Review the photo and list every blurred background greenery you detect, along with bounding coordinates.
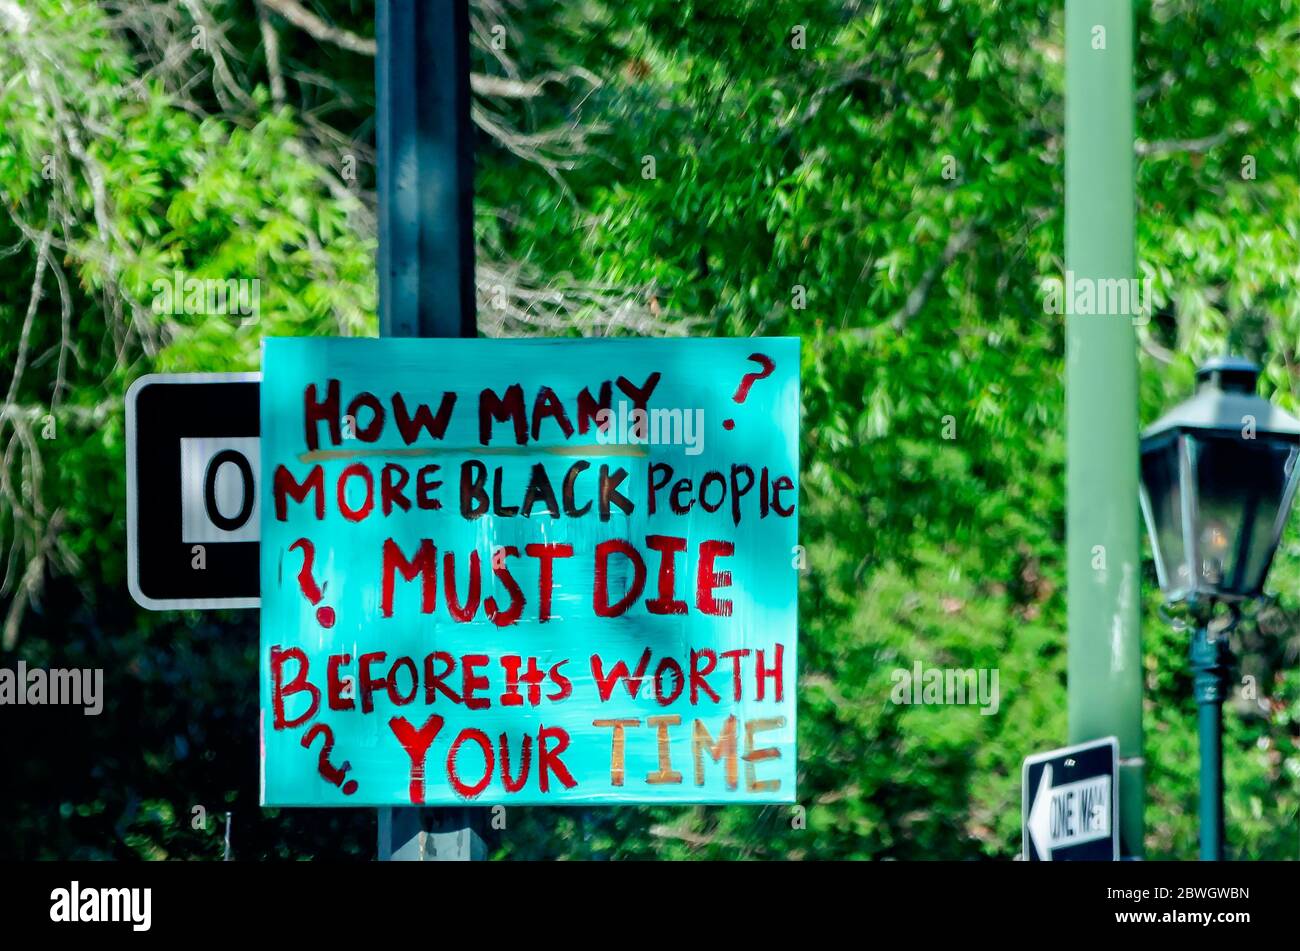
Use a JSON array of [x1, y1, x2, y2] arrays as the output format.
[[1, 0, 1299, 860]]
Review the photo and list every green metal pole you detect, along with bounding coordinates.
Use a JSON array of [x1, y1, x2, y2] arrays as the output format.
[[1189, 624, 1228, 860], [1065, 0, 1144, 858]]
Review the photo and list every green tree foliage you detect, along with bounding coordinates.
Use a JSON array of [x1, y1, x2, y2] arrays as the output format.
[[1, 0, 1299, 860]]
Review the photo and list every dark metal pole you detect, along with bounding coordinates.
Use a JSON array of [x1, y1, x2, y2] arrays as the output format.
[[1190, 625, 1229, 861], [375, 0, 484, 861], [377, 0, 477, 338]]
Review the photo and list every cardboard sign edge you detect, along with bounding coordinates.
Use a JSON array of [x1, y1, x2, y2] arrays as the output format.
[[256, 337, 802, 807]]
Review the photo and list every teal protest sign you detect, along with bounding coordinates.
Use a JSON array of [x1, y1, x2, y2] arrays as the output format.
[[259, 337, 798, 806]]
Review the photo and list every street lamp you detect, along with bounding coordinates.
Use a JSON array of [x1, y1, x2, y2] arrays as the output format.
[[1138, 356, 1300, 860]]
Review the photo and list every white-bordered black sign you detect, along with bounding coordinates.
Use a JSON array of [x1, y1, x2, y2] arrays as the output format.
[[1022, 736, 1119, 861], [126, 372, 261, 609]]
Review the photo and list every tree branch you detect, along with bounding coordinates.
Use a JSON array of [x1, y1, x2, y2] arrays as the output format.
[[1136, 121, 1251, 157], [260, 0, 376, 55], [259, 0, 600, 98], [257, 0, 287, 106], [895, 224, 977, 330]]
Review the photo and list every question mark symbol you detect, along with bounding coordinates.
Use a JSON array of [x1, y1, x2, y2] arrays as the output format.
[[302, 723, 359, 795], [723, 353, 776, 430], [290, 538, 335, 628]]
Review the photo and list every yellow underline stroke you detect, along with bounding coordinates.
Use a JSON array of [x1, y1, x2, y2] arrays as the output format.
[[298, 443, 649, 464]]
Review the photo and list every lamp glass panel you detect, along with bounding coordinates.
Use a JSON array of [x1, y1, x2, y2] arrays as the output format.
[[1140, 436, 1188, 593], [1190, 433, 1295, 596]]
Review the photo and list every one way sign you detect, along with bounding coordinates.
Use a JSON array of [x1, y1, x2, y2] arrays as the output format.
[[1022, 737, 1118, 861]]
